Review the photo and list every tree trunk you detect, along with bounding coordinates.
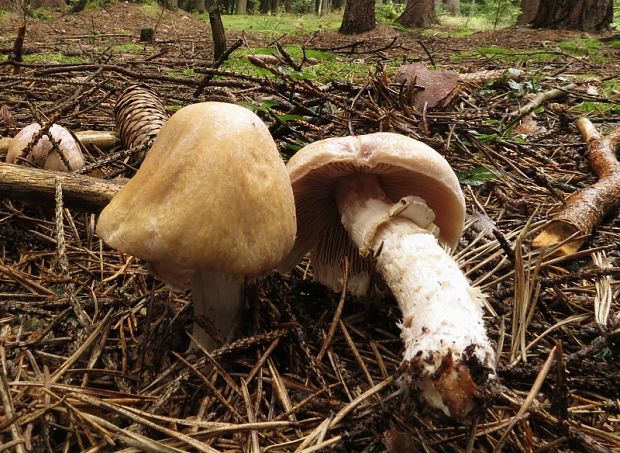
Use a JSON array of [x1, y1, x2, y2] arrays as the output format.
[[517, 0, 539, 25], [397, 0, 438, 28], [332, 0, 343, 9], [235, 0, 247, 13], [532, 0, 613, 31], [195, 0, 206, 13], [446, 0, 459, 15], [259, 0, 269, 13], [339, 0, 376, 34]]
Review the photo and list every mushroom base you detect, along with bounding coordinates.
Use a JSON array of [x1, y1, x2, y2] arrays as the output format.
[[335, 174, 496, 419], [190, 270, 245, 351]]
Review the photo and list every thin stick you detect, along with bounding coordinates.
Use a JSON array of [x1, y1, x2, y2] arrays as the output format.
[[316, 257, 348, 362]]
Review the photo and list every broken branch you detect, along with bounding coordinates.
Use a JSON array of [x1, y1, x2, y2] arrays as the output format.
[[531, 118, 620, 255], [0, 162, 122, 211]]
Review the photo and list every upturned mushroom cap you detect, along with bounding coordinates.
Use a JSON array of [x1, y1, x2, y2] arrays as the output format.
[[283, 132, 465, 292], [6, 123, 85, 171], [96, 102, 296, 278]]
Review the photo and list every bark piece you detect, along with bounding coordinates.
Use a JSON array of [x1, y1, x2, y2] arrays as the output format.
[[394, 63, 459, 111], [531, 118, 620, 255]]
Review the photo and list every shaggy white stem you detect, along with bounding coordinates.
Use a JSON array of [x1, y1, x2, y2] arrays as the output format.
[[190, 270, 245, 351], [335, 174, 495, 419]]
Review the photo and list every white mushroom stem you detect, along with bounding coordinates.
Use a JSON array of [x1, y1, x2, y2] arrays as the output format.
[[190, 270, 245, 351], [334, 174, 495, 419]]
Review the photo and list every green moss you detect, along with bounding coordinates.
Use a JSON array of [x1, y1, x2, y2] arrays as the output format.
[[576, 101, 620, 115], [165, 104, 183, 113], [557, 38, 603, 53], [477, 46, 511, 56], [31, 8, 52, 20], [110, 43, 146, 53], [456, 46, 558, 64], [210, 12, 342, 37], [576, 79, 620, 115], [139, 1, 162, 18], [165, 68, 197, 78], [221, 45, 396, 84], [24, 52, 88, 64], [421, 26, 476, 38]]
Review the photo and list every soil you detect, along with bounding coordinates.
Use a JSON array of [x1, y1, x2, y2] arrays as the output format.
[[1, 4, 620, 452]]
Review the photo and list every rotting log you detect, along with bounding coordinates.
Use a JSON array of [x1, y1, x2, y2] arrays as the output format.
[[0, 162, 122, 211], [0, 130, 119, 156], [532, 118, 620, 255]]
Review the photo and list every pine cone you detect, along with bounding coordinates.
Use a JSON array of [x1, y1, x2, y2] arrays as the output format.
[[114, 84, 168, 160]]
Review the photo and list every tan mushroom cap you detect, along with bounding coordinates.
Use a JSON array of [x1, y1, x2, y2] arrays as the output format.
[[6, 123, 85, 171], [284, 132, 466, 271], [96, 102, 296, 277]]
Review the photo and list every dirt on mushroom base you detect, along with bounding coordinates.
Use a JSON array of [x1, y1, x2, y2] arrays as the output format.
[[1, 4, 620, 451]]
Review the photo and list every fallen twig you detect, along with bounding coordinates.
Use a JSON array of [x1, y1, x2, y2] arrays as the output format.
[[532, 118, 620, 255], [508, 84, 576, 119], [0, 162, 122, 211]]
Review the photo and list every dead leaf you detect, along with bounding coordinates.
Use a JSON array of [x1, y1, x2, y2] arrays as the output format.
[[394, 62, 460, 110]]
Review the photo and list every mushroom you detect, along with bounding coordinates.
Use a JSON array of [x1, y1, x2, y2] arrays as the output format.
[[6, 123, 85, 171], [96, 102, 296, 350], [282, 132, 495, 419]]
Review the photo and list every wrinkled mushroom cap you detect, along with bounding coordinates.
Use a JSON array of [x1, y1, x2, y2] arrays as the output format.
[[96, 102, 296, 277], [282, 132, 465, 290], [6, 123, 85, 171]]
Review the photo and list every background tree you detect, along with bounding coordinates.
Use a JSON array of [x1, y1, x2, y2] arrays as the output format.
[[235, 0, 247, 14], [339, 0, 375, 34], [517, 0, 540, 25], [259, 0, 279, 13], [531, 0, 613, 31], [446, 0, 459, 15], [397, 0, 437, 28]]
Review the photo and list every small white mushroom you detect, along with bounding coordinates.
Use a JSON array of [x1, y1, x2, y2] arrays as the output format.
[[6, 123, 85, 171], [282, 132, 495, 419], [96, 102, 297, 350]]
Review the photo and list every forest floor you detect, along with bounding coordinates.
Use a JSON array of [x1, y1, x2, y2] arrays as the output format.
[[0, 3, 620, 452]]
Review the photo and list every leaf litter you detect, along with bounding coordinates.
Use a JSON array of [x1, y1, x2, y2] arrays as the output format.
[[0, 5, 620, 451]]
